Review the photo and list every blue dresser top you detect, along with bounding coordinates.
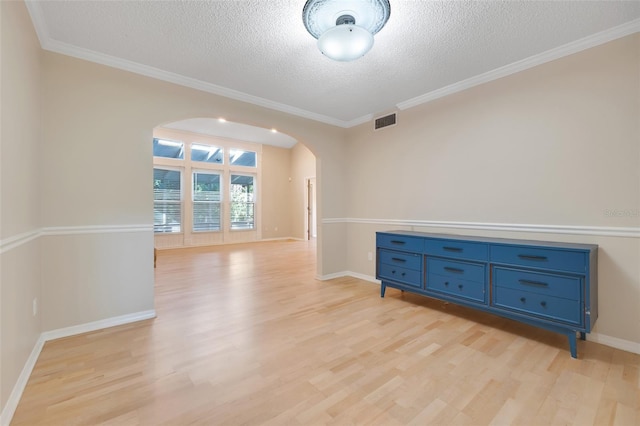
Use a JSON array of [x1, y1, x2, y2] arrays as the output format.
[[377, 230, 598, 251]]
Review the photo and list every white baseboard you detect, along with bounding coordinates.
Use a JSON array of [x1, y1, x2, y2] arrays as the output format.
[[588, 332, 640, 355], [318, 270, 379, 283], [317, 271, 350, 281], [41, 310, 156, 341], [156, 237, 307, 251], [260, 237, 306, 242], [319, 272, 640, 356], [343, 271, 379, 284], [0, 335, 45, 426], [0, 310, 156, 426]]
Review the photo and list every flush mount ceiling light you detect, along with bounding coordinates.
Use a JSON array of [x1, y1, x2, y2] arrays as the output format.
[[303, 0, 391, 62]]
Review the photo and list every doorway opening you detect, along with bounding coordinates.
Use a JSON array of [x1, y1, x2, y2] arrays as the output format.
[[306, 177, 317, 240]]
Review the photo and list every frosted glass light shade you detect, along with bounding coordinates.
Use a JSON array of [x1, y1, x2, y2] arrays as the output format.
[[303, 0, 390, 61], [317, 24, 374, 61]]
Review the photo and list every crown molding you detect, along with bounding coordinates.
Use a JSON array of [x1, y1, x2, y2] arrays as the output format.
[[25, 2, 640, 129], [397, 18, 640, 111], [344, 114, 375, 128], [43, 38, 351, 128], [24, 2, 349, 128]]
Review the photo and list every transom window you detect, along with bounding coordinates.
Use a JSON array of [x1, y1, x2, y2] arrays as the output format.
[[191, 143, 223, 164], [153, 138, 184, 159], [229, 149, 257, 167]]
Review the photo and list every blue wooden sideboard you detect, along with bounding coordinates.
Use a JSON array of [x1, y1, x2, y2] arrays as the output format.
[[376, 231, 598, 358]]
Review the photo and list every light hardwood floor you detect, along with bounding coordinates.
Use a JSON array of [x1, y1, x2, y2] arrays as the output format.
[[12, 240, 640, 425]]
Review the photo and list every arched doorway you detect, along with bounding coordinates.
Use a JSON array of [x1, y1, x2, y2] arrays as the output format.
[[151, 117, 316, 250]]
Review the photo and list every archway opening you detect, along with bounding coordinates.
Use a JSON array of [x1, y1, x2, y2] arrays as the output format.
[[151, 117, 316, 250]]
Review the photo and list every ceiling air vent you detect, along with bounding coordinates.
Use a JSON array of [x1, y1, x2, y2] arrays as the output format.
[[374, 113, 396, 130]]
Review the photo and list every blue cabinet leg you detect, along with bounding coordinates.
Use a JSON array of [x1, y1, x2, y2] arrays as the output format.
[[568, 332, 577, 359], [380, 283, 386, 298], [580, 331, 586, 341]]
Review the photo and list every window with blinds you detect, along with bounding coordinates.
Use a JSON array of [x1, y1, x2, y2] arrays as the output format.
[[153, 134, 260, 236], [153, 168, 182, 233], [193, 172, 222, 232], [230, 174, 255, 230]]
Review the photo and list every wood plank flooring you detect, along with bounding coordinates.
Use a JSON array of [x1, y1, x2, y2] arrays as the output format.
[[11, 240, 640, 425]]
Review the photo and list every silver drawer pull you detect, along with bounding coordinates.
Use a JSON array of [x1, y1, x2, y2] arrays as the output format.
[[443, 246, 463, 252], [518, 254, 548, 261], [391, 257, 407, 263], [444, 267, 464, 273], [390, 240, 406, 245], [519, 279, 549, 287]]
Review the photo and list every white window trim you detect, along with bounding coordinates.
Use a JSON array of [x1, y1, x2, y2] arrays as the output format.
[[153, 127, 263, 245], [153, 165, 184, 234]]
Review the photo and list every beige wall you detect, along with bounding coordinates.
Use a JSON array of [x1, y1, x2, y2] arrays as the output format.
[[40, 232, 155, 331], [290, 143, 317, 240], [37, 47, 346, 339], [0, 0, 43, 412], [1, 5, 342, 415], [41, 51, 346, 272], [346, 35, 639, 226], [344, 34, 640, 343], [2, 2, 639, 418], [262, 144, 293, 240]]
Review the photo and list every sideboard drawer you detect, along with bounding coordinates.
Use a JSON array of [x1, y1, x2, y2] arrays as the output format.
[[492, 267, 582, 301], [377, 233, 423, 253], [427, 273, 485, 303], [378, 264, 422, 288], [493, 287, 582, 326], [427, 258, 485, 283], [379, 249, 422, 271], [490, 244, 587, 273], [424, 239, 488, 261]]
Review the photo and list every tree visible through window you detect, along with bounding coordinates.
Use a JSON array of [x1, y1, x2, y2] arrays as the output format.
[[230, 175, 254, 230], [193, 172, 221, 232]]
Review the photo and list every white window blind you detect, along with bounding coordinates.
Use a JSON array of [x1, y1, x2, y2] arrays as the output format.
[[193, 171, 222, 232], [154, 168, 182, 233]]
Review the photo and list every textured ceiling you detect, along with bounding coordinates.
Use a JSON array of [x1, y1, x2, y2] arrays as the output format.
[[27, 1, 640, 128]]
